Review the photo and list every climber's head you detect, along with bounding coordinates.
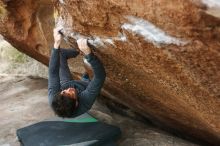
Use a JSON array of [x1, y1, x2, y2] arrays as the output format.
[[52, 88, 78, 117]]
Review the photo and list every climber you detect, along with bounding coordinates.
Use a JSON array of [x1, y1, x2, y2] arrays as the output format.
[[48, 27, 106, 118]]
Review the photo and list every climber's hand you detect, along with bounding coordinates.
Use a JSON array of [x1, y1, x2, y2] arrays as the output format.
[[77, 38, 91, 55], [53, 27, 63, 49]]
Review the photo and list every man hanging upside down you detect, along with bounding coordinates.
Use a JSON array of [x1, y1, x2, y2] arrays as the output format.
[[48, 27, 106, 118]]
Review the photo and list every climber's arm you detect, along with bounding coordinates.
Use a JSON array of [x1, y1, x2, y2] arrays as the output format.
[[77, 39, 106, 110], [48, 27, 62, 105]]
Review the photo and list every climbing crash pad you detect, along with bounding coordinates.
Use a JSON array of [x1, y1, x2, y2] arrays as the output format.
[[16, 113, 121, 146]]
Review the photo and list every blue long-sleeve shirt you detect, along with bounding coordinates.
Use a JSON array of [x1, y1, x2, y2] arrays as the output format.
[[48, 48, 106, 117]]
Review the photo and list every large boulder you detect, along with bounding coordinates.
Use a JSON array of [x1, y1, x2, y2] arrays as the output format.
[[0, 0, 219, 145]]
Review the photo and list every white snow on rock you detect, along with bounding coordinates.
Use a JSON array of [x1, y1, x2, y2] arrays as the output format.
[[202, 0, 220, 8], [121, 16, 188, 47], [59, 0, 65, 4]]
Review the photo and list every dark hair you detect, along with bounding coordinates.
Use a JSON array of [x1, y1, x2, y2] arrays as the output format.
[[51, 92, 77, 118]]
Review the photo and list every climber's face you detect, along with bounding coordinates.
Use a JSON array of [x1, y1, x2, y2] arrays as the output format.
[[61, 88, 78, 107], [61, 88, 77, 100]]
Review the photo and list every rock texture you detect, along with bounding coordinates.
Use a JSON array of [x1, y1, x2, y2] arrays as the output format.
[[0, 0, 220, 145]]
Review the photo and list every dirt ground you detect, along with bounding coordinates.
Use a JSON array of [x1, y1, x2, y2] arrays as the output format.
[[0, 75, 200, 146], [0, 75, 53, 146]]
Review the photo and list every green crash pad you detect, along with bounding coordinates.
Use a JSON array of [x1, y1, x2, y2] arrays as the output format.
[[16, 113, 121, 146]]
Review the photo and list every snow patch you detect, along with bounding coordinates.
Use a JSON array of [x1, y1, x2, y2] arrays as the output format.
[[122, 16, 188, 47], [202, 0, 220, 7], [88, 37, 105, 48], [59, 0, 65, 4], [69, 33, 119, 48]]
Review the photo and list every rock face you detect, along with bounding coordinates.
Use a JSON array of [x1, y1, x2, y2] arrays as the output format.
[[0, 0, 219, 145]]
